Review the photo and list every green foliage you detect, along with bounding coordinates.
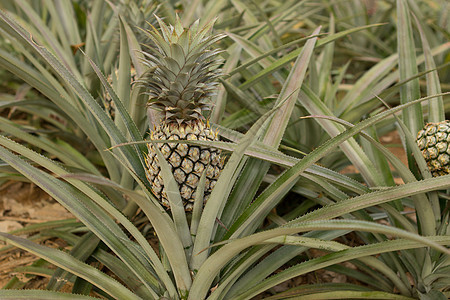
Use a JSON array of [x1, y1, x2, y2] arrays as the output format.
[[0, 0, 449, 299]]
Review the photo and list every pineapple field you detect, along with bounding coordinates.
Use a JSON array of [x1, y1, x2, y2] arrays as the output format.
[[0, 0, 449, 299]]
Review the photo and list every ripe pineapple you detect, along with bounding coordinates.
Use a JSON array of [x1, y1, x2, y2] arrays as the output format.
[[142, 17, 225, 211], [416, 121, 450, 177]]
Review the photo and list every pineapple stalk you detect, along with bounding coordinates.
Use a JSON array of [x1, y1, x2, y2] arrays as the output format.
[[141, 16, 225, 211]]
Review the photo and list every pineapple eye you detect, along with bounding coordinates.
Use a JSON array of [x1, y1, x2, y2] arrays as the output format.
[[188, 147, 200, 159], [186, 174, 200, 187], [425, 125, 437, 136], [417, 137, 426, 150], [153, 176, 163, 189], [180, 185, 193, 199], [436, 132, 447, 141], [173, 168, 186, 183], [430, 159, 442, 170], [161, 144, 171, 158], [417, 129, 425, 140], [206, 165, 215, 178], [168, 152, 182, 168], [175, 143, 189, 156], [428, 148, 439, 159], [187, 133, 198, 140], [426, 136, 437, 147], [181, 159, 194, 174], [194, 162, 205, 174], [200, 150, 211, 164], [438, 153, 450, 165], [436, 142, 448, 153], [438, 123, 449, 131]]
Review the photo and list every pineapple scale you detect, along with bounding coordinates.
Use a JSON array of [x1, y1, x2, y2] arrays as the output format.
[[145, 121, 223, 211]]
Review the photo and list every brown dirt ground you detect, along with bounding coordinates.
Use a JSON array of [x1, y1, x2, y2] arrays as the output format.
[[0, 182, 73, 288]]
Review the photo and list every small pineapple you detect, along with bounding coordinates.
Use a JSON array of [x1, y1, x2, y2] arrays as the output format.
[[141, 17, 225, 211], [416, 121, 450, 177]]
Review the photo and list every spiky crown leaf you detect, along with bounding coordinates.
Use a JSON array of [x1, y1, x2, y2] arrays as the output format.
[[140, 16, 225, 124]]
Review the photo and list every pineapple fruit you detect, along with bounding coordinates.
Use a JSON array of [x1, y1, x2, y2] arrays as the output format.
[[142, 17, 225, 211], [416, 121, 450, 177]]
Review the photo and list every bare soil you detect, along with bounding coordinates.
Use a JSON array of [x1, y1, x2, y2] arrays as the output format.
[[0, 182, 72, 288]]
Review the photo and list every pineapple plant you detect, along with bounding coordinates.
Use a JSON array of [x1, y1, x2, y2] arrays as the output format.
[[416, 121, 450, 177], [2, 1, 450, 299], [142, 17, 225, 211]]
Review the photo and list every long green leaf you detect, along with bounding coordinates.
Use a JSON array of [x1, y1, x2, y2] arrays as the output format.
[[397, 0, 422, 136], [413, 14, 445, 123], [261, 283, 412, 300], [217, 27, 320, 240], [193, 220, 450, 299], [0, 9, 145, 181], [264, 27, 320, 147], [267, 290, 413, 300], [296, 175, 450, 224], [339, 43, 450, 123], [60, 153, 190, 298], [113, 137, 370, 198], [153, 139, 193, 258], [0, 13, 120, 181], [189, 95, 289, 279], [124, 189, 191, 297], [0, 117, 100, 175], [300, 85, 384, 186], [44, 226, 159, 298], [231, 236, 450, 299], [0, 232, 141, 300], [223, 92, 448, 240], [0, 137, 162, 297], [83, 46, 146, 162], [47, 232, 100, 291], [0, 290, 99, 300], [239, 24, 384, 90], [217, 231, 348, 300], [14, 0, 81, 80]]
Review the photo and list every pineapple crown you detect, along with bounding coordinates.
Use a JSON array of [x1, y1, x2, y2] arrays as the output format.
[[140, 15, 225, 125]]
